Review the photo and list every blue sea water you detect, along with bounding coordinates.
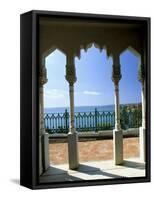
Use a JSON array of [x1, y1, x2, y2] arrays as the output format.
[[44, 105, 115, 114]]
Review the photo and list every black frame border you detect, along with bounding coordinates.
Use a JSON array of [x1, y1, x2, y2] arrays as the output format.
[[20, 10, 151, 190]]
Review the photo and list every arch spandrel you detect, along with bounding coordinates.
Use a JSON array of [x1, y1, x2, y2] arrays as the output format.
[[40, 46, 66, 66], [40, 17, 146, 67]]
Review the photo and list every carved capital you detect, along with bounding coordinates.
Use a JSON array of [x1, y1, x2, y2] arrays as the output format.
[[65, 64, 77, 85], [112, 64, 122, 84], [39, 67, 48, 85], [138, 65, 145, 84]]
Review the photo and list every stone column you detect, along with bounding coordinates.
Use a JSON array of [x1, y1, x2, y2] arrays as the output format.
[[112, 56, 123, 165], [39, 66, 49, 175], [138, 64, 146, 162], [65, 55, 79, 169]]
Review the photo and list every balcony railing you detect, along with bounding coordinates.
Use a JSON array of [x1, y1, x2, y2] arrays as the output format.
[[44, 108, 142, 134]]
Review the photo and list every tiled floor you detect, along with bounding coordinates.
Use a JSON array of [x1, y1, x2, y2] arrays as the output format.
[[49, 137, 139, 164], [39, 157, 145, 183]]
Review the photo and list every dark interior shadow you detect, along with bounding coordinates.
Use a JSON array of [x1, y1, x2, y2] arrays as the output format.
[[10, 179, 20, 185], [42, 166, 67, 176], [40, 166, 82, 183], [74, 164, 124, 178], [123, 160, 145, 170]]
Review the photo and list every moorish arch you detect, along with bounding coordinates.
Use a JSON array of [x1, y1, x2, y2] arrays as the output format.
[[39, 47, 67, 174], [120, 46, 146, 162], [74, 43, 115, 162]]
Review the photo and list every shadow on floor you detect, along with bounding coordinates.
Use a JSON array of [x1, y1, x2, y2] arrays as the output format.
[[40, 163, 125, 183], [40, 166, 82, 183], [74, 164, 124, 178], [123, 160, 145, 170], [42, 166, 67, 176], [39, 159, 145, 183]]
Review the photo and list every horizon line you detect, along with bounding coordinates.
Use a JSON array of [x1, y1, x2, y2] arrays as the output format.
[[44, 102, 141, 109]]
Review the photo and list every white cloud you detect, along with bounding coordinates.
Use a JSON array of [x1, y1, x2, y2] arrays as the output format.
[[83, 90, 101, 95], [45, 89, 67, 99]]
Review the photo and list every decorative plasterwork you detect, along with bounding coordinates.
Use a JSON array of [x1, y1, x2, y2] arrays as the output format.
[[39, 67, 48, 85], [39, 19, 146, 81], [65, 64, 77, 85], [112, 64, 122, 84]]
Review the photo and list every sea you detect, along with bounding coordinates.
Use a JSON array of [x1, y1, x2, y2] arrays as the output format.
[[44, 105, 115, 114], [44, 104, 141, 131]]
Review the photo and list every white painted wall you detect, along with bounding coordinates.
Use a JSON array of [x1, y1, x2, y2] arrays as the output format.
[[0, 0, 153, 199]]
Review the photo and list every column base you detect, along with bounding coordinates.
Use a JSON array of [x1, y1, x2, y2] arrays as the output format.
[[113, 129, 123, 165], [68, 132, 79, 169], [139, 127, 146, 162], [42, 133, 50, 171]]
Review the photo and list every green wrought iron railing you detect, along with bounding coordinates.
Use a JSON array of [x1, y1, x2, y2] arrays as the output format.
[[44, 108, 142, 134]]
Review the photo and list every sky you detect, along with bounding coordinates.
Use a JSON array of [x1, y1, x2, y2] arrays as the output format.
[[44, 45, 141, 108]]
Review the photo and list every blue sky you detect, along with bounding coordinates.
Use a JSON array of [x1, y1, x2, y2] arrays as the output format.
[[44, 45, 141, 108]]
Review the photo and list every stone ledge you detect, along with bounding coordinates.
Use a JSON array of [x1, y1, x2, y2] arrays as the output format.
[[49, 128, 139, 143]]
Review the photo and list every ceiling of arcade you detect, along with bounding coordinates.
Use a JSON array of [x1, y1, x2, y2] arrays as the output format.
[[39, 16, 146, 61]]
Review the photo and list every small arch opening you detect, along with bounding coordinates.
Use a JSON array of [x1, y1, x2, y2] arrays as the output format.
[[75, 43, 115, 163], [120, 48, 142, 159], [44, 49, 69, 166]]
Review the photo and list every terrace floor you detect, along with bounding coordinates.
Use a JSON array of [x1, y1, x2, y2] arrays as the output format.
[[39, 157, 145, 183], [49, 137, 139, 165]]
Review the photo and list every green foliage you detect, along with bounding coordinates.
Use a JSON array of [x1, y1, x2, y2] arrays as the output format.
[[120, 105, 142, 130], [120, 106, 129, 130], [97, 122, 113, 130]]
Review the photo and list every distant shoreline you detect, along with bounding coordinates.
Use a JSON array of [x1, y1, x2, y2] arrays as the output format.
[[45, 102, 141, 109], [44, 103, 141, 113]]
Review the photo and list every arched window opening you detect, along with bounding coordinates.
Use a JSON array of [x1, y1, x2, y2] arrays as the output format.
[[75, 44, 113, 108], [75, 44, 115, 163], [120, 49, 141, 104], [44, 49, 69, 166], [120, 48, 142, 159]]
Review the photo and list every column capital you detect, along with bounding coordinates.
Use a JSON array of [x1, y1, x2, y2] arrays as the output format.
[[39, 67, 48, 85], [112, 64, 122, 84], [138, 65, 145, 84], [65, 64, 77, 85]]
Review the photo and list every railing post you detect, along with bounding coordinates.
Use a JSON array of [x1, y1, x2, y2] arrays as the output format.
[[95, 108, 98, 132], [65, 109, 68, 133]]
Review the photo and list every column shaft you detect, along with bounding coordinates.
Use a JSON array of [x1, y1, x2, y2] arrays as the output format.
[[112, 58, 123, 165], [39, 85, 43, 175], [65, 56, 79, 169], [40, 86, 45, 134], [69, 84, 75, 133], [114, 83, 121, 131], [139, 80, 146, 162], [39, 66, 49, 175], [141, 81, 146, 128]]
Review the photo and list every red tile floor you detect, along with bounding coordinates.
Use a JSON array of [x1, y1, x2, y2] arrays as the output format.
[[49, 137, 139, 165]]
